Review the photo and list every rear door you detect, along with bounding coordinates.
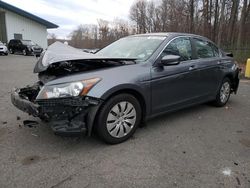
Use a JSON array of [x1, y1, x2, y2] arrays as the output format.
[[191, 38, 221, 97]]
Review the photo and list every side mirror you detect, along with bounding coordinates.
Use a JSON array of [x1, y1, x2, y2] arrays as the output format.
[[160, 55, 180, 66], [225, 52, 233, 57]]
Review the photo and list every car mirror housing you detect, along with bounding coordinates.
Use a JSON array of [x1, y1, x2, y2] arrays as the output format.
[[160, 55, 180, 66]]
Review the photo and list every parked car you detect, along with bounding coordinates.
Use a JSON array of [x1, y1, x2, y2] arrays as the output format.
[[11, 33, 240, 144], [0, 41, 8, 55], [8, 39, 43, 56]]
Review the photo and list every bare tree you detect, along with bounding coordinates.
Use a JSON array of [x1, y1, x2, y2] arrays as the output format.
[[213, 0, 220, 42], [189, 0, 194, 33], [217, 0, 226, 46], [237, 0, 250, 48], [227, 0, 239, 46]]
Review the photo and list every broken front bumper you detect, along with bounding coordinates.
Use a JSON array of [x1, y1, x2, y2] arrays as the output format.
[[11, 90, 40, 116], [11, 89, 101, 135]]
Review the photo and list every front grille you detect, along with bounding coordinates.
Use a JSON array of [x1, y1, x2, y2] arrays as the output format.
[[36, 97, 90, 107], [33, 49, 42, 52]]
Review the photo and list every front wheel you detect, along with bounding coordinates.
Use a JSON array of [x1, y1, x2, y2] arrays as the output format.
[[96, 94, 142, 144], [213, 78, 231, 107], [9, 48, 14, 54], [22, 49, 27, 56]]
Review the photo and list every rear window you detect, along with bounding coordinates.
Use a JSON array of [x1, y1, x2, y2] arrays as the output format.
[[193, 38, 214, 58], [210, 43, 220, 57]]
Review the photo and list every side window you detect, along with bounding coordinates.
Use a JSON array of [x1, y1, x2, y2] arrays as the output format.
[[210, 43, 220, 57], [193, 38, 214, 58], [162, 37, 192, 61]]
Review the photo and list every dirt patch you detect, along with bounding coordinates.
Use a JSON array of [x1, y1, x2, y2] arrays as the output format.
[[239, 139, 250, 148], [21, 155, 41, 165]]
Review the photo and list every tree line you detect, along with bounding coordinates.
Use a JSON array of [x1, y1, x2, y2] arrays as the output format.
[[48, 0, 250, 62]]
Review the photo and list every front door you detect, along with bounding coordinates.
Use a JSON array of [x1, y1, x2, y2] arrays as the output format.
[[151, 37, 201, 114]]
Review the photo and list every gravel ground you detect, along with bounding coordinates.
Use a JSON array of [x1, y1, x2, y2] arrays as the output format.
[[0, 55, 250, 188]]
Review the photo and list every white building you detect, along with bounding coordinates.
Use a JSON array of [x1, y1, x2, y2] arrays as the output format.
[[0, 1, 58, 49]]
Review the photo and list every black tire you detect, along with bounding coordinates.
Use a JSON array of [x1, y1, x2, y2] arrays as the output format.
[[4, 53, 8, 56], [213, 78, 231, 107], [9, 48, 14, 54], [22, 49, 27, 56], [96, 93, 142, 144]]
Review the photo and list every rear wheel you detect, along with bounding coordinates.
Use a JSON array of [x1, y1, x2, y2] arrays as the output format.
[[96, 94, 141, 144], [213, 78, 231, 107]]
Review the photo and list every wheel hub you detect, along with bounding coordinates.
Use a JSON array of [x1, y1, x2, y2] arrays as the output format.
[[220, 82, 230, 103], [106, 101, 136, 138]]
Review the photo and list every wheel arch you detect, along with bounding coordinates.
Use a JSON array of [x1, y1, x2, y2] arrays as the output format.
[[87, 87, 147, 136], [224, 73, 239, 93]]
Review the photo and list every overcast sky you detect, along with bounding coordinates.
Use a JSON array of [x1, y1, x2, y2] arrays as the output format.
[[3, 0, 135, 39]]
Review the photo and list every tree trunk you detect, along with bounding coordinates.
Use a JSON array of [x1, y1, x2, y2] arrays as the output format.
[[189, 0, 194, 33], [227, 0, 239, 47], [237, 0, 249, 49], [217, 0, 226, 47], [213, 0, 219, 42]]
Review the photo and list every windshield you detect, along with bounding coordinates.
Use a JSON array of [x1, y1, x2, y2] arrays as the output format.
[[21, 40, 36, 46], [96, 36, 166, 61], [0, 41, 3, 45]]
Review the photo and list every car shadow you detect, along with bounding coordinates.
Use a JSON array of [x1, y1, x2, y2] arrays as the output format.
[[17, 101, 233, 150]]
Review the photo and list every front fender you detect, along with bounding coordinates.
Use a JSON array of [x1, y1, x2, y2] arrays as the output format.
[[99, 83, 146, 100]]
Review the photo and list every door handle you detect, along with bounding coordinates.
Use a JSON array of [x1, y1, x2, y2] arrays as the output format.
[[189, 65, 196, 71]]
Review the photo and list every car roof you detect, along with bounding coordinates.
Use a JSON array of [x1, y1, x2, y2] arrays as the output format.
[[130, 32, 210, 40]]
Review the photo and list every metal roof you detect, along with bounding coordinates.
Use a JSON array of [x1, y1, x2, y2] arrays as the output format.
[[0, 1, 58, 29]]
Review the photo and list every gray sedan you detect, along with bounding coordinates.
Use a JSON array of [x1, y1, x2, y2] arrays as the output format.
[[11, 33, 240, 144]]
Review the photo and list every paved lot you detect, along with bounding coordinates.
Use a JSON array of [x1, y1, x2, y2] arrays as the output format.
[[0, 55, 250, 188]]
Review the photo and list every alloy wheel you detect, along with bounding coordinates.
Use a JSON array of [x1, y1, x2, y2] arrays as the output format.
[[220, 82, 230, 103], [106, 101, 136, 138]]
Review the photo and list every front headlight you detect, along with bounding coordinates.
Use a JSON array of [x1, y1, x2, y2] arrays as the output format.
[[36, 78, 101, 99]]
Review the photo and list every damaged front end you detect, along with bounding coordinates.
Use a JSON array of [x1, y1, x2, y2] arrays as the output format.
[[11, 42, 136, 135], [11, 83, 101, 135]]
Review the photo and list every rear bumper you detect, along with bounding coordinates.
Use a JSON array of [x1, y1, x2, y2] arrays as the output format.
[[11, 89, 100, 135]]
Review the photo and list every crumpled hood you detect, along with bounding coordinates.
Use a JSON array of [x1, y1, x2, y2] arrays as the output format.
[[34, 42, 136, 73]]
